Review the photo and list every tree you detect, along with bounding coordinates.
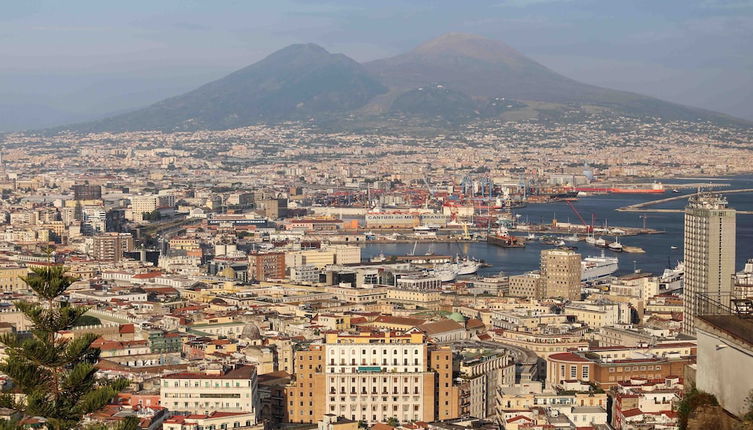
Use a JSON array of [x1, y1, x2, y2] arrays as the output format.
[[386, 417, 400, 427], [0, 266, 129, 430]]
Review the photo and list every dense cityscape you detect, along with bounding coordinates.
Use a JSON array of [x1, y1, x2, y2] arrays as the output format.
[[0, 108, 751, 430], [2, 1, 753, 429]]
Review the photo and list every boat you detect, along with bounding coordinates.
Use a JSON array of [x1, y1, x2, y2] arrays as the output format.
[[487, 226, 525, 248], [413, 224, 438, 232], [671, 245, 678, 250], [564, 234, 580, 242], [429, 263, 458, 282], [608, 237, 624, 252], [526, 233, 537, 241], [456, 256, 481, 275], [581, 251, 619, 282], [555, 240, 566, 247], [594, 237, 607, 247], [672, 189, 680, 193], [659, 261, 684, 292], [585, 234, 597, 245]]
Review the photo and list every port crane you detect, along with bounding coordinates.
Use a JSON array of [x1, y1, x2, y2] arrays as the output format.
[[564, 200, 593, 233]]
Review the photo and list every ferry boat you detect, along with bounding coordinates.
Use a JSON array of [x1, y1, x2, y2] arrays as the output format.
[[487, 226, 525, 248], [581, 251, 619, 281], [659, 261, 684, 292]]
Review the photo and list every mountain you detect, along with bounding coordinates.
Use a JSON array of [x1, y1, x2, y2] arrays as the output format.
[[75, 44, 387, 132], [364, 33, 746, 125], [62, 34, 749, 132]]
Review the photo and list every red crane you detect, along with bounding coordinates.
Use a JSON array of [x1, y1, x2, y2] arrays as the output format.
[[564, 200, 593, 233]]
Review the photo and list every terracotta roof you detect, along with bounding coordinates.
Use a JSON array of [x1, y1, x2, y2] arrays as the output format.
[[417, 319, 464, 335], [548, 352, 590, 363]]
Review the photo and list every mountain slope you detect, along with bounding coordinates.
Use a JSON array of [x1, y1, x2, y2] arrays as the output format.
[[76, 44, 387, 132], [365, 33, 747, 125], [61, 34, 750, 132]]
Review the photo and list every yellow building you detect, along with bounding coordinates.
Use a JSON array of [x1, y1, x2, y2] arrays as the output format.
[[0, 266, 30, 292]]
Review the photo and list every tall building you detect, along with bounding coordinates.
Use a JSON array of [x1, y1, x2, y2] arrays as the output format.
[[160, 364, 259, 418], [248, 252, 286, 281], [541, 249, 582, 300], [72, 184, 102, 201], [285, 332, 457, 425], [81, 206, 107, 235], [682, 193, 736, 335], [92, 233, 134, 262]]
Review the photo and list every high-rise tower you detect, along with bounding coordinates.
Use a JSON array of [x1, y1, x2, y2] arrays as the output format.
[[682, 193, 736, 335]]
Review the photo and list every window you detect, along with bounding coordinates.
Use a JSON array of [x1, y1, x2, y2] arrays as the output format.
[[570, 366, 577, 378], [582, 366, 589, 380]]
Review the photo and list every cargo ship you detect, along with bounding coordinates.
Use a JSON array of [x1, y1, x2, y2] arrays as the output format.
[[487, 226, 525, 248], [573, 182, 665, 194]]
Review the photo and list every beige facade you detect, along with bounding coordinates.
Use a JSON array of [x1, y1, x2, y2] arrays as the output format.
[[0, 266, 29, 292], [508, 272, 543, 299], [541, 249, 582, 300], [160, 365, 259, 418]]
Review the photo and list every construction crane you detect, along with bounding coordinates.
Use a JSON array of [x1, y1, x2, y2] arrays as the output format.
[[564, 200, 593, 233], [638, 214, 658, 230]]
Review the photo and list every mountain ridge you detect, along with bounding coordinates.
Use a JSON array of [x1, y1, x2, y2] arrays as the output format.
[[58, 33, 751, 132]]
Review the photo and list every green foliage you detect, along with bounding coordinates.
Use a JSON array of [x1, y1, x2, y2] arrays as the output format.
[[73, 315, 102, 327], [0, 266, 129, 430], [676, 386, 719, 430], [386, 417, 400, 427], [141, 210, 161, 221]]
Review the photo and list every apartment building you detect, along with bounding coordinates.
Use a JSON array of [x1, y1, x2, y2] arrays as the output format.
[[546, 343, 695, 389], [286, 332, 458, 425], [683, 193, 736, 335], [540, 248, 582, 300], [160, 365, 259, 419]]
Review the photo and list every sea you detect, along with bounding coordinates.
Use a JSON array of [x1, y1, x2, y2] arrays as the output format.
[[361, 175, 753, 277]]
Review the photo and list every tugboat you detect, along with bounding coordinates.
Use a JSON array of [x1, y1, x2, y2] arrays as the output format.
[[487, 226, 525, 248], [608, 237, 624, 252]]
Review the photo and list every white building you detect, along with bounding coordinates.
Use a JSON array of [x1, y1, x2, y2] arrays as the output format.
[[683, 193, 736, 335], [160, 365, 259, 418]]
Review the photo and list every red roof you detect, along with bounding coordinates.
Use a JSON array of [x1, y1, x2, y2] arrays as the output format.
[[548, 352, 590, 363]]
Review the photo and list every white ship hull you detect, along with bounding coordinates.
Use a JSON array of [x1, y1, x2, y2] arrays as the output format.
[[581, 254, 619, 281]]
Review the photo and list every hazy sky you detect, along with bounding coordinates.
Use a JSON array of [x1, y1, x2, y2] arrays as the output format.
[[2, 0, 752, 130]]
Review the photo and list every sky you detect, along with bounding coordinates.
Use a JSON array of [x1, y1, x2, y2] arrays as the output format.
[[1, 0, 752, 131]]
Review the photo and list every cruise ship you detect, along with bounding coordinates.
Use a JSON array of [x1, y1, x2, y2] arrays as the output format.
[[581, 252, 619, 282]]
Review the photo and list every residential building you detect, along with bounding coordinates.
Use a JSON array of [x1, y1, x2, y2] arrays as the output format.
[[92, 233, 134, 262], [540, 249, 582, 300], [160, 364, 259, 418], [249, 252, 286, 281], [682, 193, 736, 335]]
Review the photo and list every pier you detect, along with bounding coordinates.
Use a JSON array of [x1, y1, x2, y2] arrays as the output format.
[[616, 188, 753, 214]]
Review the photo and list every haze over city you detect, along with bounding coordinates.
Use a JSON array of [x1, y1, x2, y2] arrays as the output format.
[[2, 0, 753, 131]]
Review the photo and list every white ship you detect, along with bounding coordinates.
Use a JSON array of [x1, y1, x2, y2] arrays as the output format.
[[456, 258, 481, 275], [429, 263, 458, 282], [659, 261, 684, 292], [581, 251, 619, 282]]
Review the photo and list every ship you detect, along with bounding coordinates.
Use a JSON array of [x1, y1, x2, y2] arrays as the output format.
[[607, 237, 624, 252], [574, 182, 665, 194], [429, 263, 458, 282], [659, 261, 684, 292], [487, 226, 525, 248], [581, 251, 619, 282], [455, 256, 482, 275]]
